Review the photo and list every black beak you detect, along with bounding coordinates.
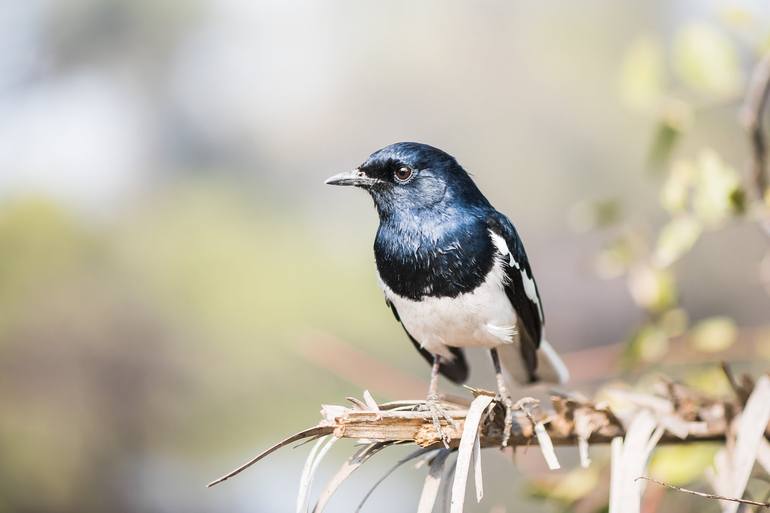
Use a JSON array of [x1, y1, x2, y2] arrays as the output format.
[[325, 169, 378, 187]]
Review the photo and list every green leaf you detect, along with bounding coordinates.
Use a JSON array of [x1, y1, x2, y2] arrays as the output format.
[[684, 366, 732, 396], [649, 444, 719, 485], [569, 198, 622, 232], [690, 316, 738, 352], [728, 186, 747, 215], [672, 21, 743, 98], [659, 308, 689, 337], [649, 121, 681, 168], [693, 149, 741, 225], [619, 35, 665, 111], [660, 159, 694, 213], [626, 324, 669, 363], [648, 102, 692, 168], [527, 467, 599, 504], [628, 266, 677, 312], [594, 233, 638, 279], [653, 216, 702, 267]]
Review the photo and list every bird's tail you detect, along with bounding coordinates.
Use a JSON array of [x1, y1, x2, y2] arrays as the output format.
[[497, 339, 569, 387]]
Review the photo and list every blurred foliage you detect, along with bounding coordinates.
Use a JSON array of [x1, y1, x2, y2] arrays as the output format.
[[587, 11, 766, 371], [534, 6, 770, 512], [0, 185, 398, 512], [672, 22, 744, 99], [688, 316, 738, 353], [648, 444, 719, 486], [618, 35, 665, 112], [528, 466, 603, 510]]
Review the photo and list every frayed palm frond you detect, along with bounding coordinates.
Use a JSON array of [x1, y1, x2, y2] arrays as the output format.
[[354, 446, 437, 512], [209, 369, 770, 513]]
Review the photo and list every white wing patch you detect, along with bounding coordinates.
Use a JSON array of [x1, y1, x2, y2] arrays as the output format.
[[488, 229, 544, 323], [485, 323, 518, 343]]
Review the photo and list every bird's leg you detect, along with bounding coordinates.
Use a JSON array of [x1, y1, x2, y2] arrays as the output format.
[[490, 348, 514, 448], [420, 355, 453, 447]]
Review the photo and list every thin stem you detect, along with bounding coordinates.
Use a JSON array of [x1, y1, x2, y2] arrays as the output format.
[[637, 476, 770, 509], [743, 52, 770, 201]]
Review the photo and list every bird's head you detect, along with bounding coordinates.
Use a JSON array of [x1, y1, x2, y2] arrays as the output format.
[[325, 142, 486, 217]]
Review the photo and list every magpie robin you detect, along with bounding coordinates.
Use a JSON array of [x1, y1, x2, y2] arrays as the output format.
[[326, 142, 569, 444]]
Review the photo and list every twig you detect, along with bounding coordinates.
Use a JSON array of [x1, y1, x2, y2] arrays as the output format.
[[743, 52, 770, 202], [722, 361, 751, 406], [636, 476, 770, 509], [207, 426, 333, 487]]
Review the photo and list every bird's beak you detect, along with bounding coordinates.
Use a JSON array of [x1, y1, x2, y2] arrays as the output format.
[[325, 169, 377, 187]]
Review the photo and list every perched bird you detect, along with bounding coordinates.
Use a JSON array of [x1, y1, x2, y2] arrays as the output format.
[[326, 142, 568, 443]]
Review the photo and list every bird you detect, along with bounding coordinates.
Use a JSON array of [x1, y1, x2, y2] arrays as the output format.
[[325, 142, 569, 445]]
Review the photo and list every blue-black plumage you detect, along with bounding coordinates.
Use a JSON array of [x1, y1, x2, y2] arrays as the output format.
[[326, 142, 568, 442]]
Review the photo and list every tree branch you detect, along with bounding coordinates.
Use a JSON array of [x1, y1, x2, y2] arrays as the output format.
[[743, 52, 770, 202], [636, 476, 770, 509], [209, 376, 769, 489]]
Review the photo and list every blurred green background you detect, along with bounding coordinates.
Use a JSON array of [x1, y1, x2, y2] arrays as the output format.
[[2, 1, 770, 512]]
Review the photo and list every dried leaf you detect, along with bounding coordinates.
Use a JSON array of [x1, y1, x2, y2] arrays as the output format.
[[574, 412, 593, 468], [450, 394, 494, 513], [757, 439, 770, 476], [609, 437, 624, 513], [608, 410, 662, 513], [354, 447, 437, 512], [417, 450, 452, 513], [363, 390, 380, 412], [716, 376, 770, 513], [297, 436, 338, 513], [313, 442, 391, 513], [472, 430, 483, 502], [534, 421, 561, 470], [207, 426, 333, 487]]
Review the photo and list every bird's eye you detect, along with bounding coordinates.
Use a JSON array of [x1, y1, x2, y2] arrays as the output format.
[[394, 166, 414, 183]]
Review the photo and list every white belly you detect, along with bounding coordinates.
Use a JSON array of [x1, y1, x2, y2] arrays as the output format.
[[378, 258, 519, 360]]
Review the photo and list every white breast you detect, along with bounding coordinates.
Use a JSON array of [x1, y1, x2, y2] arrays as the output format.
[[378, 254, 519, 360]]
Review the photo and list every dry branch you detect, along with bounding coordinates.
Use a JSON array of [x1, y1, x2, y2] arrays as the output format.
[[744, 51, 770, 201], [209, 376, 768, 485], [209, 372, 770, 513]]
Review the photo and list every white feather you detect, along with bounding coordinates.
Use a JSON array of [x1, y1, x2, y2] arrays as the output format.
[[488, 229, 543, 322], [378, 253, 517, 359]]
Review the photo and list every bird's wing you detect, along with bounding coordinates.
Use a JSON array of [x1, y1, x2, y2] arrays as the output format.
[[486, 211, 544, 382], [386, 298, 469, 384]]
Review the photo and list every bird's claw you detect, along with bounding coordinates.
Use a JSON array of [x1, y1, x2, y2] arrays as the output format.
[[418, 394, 455, 447], [497, 394, 514, 449]]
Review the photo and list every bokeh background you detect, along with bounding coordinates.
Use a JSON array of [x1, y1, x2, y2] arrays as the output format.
[[2, 1, 770, 512]]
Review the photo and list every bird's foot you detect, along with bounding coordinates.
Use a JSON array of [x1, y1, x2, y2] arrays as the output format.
[[497, 393, 514, 449], [418, 394, 455, 448]]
